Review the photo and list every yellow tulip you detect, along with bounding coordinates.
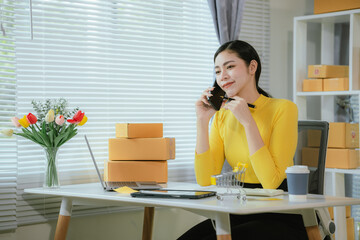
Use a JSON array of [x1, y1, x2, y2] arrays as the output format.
[[18, 115, 30, 128], [45, 109, 55, 123], [78, 115, 87, 126], [0, 129, 14, 137]]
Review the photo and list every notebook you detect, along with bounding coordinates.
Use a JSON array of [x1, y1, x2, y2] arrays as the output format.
[[85, 135, 162, 191], [243, 188, 284, 197]]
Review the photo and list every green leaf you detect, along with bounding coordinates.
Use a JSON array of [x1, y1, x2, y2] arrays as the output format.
[[42, 121, 46, 135], [15, 133, 46, 147], [21, 128, 35, 140], [54, 134, 64, 147]]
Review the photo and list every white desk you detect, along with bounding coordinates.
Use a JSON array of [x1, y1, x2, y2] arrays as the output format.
[[24, 182, 360, 240]]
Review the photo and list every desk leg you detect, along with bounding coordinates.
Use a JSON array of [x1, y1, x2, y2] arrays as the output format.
[[215, 213, 231, 240], [142, 207, 154, 240], [331, 172, 347, 240], [54, 197, 73, 240]]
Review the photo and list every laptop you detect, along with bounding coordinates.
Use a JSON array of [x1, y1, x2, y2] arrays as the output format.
[[84, 135, 162, 191]]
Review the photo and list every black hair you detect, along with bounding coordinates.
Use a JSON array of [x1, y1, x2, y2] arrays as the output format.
[[214, 40, 271, 98]]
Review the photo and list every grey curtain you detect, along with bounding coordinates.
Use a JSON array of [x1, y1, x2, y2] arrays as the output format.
[[207, 0, 246, 173], [207, 0, 246, 44]]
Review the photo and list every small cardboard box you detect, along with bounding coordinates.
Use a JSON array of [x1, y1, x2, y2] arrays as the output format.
[[314, 0, 360, 14], [303, 79, 323, 92], [104, 160, 168, 183], [109, 137, 175, 160], [347, 217, 355, 240], [323, 78, 349, 91], [307, 123, 359, 148], [328, 206, 351, 220], [308, 65, 349, 78], [115, 123, 163, 138], [302, 147, 321, 168], [302, 147, 359, 169]]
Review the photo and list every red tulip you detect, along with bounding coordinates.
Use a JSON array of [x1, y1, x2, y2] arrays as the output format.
[[26, 113, 37, 124], [67, 110, 85, 124]]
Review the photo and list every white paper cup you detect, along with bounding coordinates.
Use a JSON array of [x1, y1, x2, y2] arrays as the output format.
[[285, 165, 310, 201]]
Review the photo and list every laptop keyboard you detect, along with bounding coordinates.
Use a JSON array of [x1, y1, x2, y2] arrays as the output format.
[[107, 181, 139, 188]]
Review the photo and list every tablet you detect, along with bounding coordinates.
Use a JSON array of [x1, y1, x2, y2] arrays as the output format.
[[130, 189, 216, 199]]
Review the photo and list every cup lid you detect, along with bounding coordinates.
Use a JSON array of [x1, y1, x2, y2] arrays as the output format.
[[285, 165, 310, 174]]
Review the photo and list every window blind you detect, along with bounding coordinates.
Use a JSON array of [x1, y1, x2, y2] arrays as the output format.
[[0, 0, 272, 230], [13, 0, 219, 226], [0, 0, 17, 231], [239, 0, 270, 92]]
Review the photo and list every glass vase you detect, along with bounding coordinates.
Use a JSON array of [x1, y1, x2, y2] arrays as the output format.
[[43, 147, 60, 188]]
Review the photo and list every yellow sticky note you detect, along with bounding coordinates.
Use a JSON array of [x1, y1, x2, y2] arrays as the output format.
[[114, 186, 138, 194], [258, 198, 282, 201]]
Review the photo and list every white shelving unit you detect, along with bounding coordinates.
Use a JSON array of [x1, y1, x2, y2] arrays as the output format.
[[293, 9, 360, 122], [293, 9, 360, 240]]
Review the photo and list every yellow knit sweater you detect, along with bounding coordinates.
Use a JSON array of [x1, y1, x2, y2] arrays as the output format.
[[195, 94, 298, 189]]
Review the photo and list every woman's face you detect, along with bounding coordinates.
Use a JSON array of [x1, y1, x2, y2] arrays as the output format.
[[214, 50, 256, 98]]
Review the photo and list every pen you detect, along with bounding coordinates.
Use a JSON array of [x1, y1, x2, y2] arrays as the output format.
[[222, 96, 256, 109]]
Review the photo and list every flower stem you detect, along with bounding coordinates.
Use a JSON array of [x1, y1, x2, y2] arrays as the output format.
[[44, 147, 59, 188]]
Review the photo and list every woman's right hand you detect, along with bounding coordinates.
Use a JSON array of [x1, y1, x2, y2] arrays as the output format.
[[195, 87, 217, 122]]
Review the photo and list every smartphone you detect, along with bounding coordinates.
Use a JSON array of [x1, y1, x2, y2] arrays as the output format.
[[207, 80, 255, 111], [207, 80, 225, 111]]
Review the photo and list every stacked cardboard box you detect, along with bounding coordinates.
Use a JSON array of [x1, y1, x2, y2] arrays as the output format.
[[105, 123, 175, 183], [314, 0, 360, 14], [303, 65, 349, 92], [328, 206, 354, 240], [302, 122, 359, 169]]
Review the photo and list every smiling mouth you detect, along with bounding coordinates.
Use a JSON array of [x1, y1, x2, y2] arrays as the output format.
[[222, 82, 234, 89]]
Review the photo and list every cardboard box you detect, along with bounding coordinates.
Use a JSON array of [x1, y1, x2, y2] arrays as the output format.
[[307, 129, 322, 147], [302, 147, 359, 169], [347, 217, 355, 240], [109, 137, 175, 160], [328, 123, 359, 148], [115, 123, 163, 138], [314, 0, 360, 14], [328, 206, 351, 219], [308, 65, 349, 78], [303, 79, 323, 92], [104, 160, 168, 183], [308, 123, 359, 148], [323, 78, 349, 91]]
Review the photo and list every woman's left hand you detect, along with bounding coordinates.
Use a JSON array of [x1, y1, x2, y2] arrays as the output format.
[[223, 96, 254, 127]]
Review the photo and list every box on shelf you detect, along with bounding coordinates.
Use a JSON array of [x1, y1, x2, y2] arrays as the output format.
[[109, 137, 175, 160], [115, 123, 163, 138], [347, 217, 355, 240], [328, 206, 351, 220], [104, 160, 168, 183], [303, 79, 323, 92], [328, 123, 359, 148], [323, 78, 349, 91], [308, 65, 349, 78], [302, 147, 359, 169], [307, 123, 359, 148], [314, 0, 360, 14]]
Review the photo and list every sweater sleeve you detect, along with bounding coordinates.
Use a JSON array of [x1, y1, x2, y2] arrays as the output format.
[[250, 101, 298, 189], [194, 113, 225, 186]]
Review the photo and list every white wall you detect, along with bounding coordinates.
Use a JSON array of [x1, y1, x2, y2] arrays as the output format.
[[269, 0, 314, 100], [0, 1, 314, 240]]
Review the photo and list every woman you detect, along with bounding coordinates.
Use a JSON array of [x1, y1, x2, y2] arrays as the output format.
[[178, 40, 308, 240]]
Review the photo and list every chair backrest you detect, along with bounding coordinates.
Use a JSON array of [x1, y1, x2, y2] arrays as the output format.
[[294, 120, 329, 195]]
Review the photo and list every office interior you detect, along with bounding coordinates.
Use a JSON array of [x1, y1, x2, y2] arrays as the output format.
[[1, 0, 359, 239]]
